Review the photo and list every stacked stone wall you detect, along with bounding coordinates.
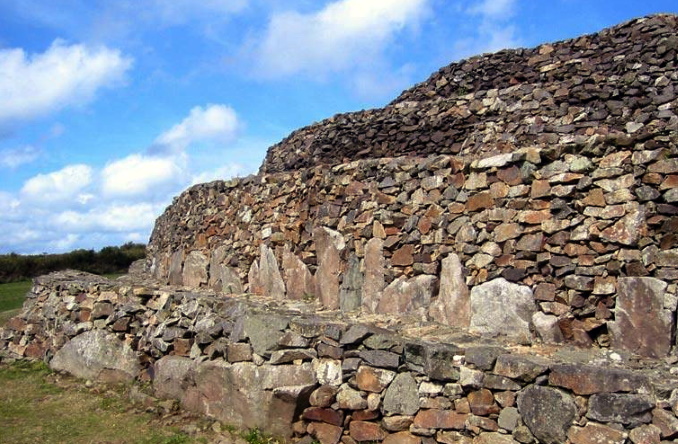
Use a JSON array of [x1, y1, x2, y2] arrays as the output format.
[[149, 140, 678, 357], [261, 14, 677, 174], [2, 272, 678, 443]]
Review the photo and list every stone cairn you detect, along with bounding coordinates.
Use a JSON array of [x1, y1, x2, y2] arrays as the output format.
[[2, 14, 678, 444]]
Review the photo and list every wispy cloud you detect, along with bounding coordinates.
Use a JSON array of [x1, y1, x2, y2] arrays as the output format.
[[0, 146, 41, 168], [0, 40, 132, 126]]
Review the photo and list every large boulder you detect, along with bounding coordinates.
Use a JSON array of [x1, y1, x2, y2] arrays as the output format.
[[50, 330, 140, 382], [517, 385, 576, 444]]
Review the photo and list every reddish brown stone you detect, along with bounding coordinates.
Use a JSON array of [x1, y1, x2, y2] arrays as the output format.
[[652, 408, 678, 439], [112, 317, 130, 332], [391, 245, 415, 266], [308, 422, 343, 444], [519, 210, 551, 224], [349, 421, 388, 442], [353, 410, 380, 421], [417, 217, 433, 235], [568, 423, 627, 444], [493, 223, 522, 242], [466, 192, 494, 212], [173, 338, 192, 357], [582, 188, 606, 207], [531, 180, 550, 198], [382, 431, 421, 444], [302, 407, 344, 426], [661, 175, 678, 189], [467, 389, 498, 416], [549, 363, 650, 395], [310, 385, 339, 408], [497, 166, 522, 185], [24, 341, 47, 359], [534, 282, 556, 301], [413, 410, 467, 430], [6, 317, 27, 331], [356, 366, 395, 393]]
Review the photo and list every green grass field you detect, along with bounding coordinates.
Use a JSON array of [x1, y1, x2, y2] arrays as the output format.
[[0, 280, 31, 326]]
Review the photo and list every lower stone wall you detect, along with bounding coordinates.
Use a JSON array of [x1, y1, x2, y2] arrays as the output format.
[[2, 271, 678, 443]]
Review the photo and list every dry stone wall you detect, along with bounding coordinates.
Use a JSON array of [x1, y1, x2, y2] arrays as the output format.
[[261, 14, 677, 174], [2, 271, 678, 443], [149, 142, 678, 358]]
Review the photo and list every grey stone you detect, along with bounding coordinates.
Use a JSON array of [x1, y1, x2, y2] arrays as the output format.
[[168, 250, 183, 285], [340, 324, 372, 345], [383, 373, 420, 416], [255, 244, 286, 298], [339, 255, 363, 312], [182, 251, 208, 288], [362, 238, 385, 314], [376, 274, 437, 317], [314, 227, 345, 309], [548, 363, 651, 395], [469, 278, 535, 343], [517, 385, 576, 444], [532, 312, 564, 344], [587, 393, 654, 426], [243, 314, 289, 357], [429, 253, 471, 328], [494, 354, 550, 382], [50, 330, 139, 382], [498, 407, 520, 432], [609, 277, 673, 358], [465, 346, 506, 371], [269, 349, 317, 364], [336, 384, 367, 410], [181, 361, 316, 438], [358, 349, 400, 369], [153, 356, 195, 399]]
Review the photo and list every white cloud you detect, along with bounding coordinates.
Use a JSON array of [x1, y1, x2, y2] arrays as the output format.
[[468, 0, 516, 17], [21, 164, 93, 204], [55, 203, 161, 232], [254, 0, 429, 76], [190, 163, 245, 186], [0, 40, 132, 125], [101, 153, 184, 197], [0, 145, 41, 168], [153, 104, 240, 154]]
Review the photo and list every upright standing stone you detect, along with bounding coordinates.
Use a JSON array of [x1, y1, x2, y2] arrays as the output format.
[[383, 373, 420, 416], [340, 255, 363, 312], [376, 275, 437, 318], [182, 251, 209, 288], [363, 238, 385, 314], [314, 227, 345, 310], [282, 246, 315, 300], [209, 245, 244, 294], [250, 244, 286, 298], [168, 250, 184, 285], [469, 278, 535, 343], [609, 277, 673, 358], [429, 253, 470, 328]]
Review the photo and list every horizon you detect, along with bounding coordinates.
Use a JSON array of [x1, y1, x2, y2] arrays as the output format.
[[0, 1, 676, 254]]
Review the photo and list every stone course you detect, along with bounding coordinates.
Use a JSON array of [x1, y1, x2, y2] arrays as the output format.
[[2, 271, 678, 443]]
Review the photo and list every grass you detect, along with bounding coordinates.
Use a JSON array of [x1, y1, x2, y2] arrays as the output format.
[[0, 280, 31, 313], [0, 360, 219, 444]]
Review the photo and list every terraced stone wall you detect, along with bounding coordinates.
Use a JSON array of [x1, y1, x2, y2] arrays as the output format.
[[148, 141, 678, 358], [2, 272, 678, 443]]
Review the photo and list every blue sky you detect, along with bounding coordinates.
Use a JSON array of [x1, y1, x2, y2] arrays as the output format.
[[0, 0, 675, 254]]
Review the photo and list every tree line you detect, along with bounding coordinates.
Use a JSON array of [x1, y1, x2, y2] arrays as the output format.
[[0, 242, 147, 283]]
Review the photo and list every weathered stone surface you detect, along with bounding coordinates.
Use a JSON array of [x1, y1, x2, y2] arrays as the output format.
[[308, 422, 343, 444], [168, 250, 184, 285], [182, 251, 208, 288], [532, 312, 564, 343], [469, 278, 535, 342], [314, 227, 345, 309], [337, 385, 367, 410], [313, 359, 343, 386], [464, 346, 505, 371], [498, 407, 519, 431], [472, 433, 518, 444], [310, 385, 338, 408], [429, 253, 470, 328], [517, 385, 576, 444], [493, 354, 549, 382], [413, 409, 467, 430], [468, 389, 498, 416], [609, 277, 673, 358], [282, 247, 315, 300], [383, 416, 415, 432], [302, 407, 344, 426], [356, 365, 396, 393], [383, 373, 419, 416], [153, 356, 195, 399], [383, 431, 421, 444], [253, 244, 286, 298], [568, 423, 627, 444], [363, 238, 385, 314], [359, 350, 400, 369], [588, 394, 654, 426], [652, 408, 678, 439], [339, 255, 363, 312], [600, 206, 645, 246], [376, 275, 436, 316], [182, 361, 316, 438], [350, 421, 388, 442], [548, 364, 650, 395], [242, 314, 289, 357], [629, 424, 661, 444], [50, 330, 139, 382]]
